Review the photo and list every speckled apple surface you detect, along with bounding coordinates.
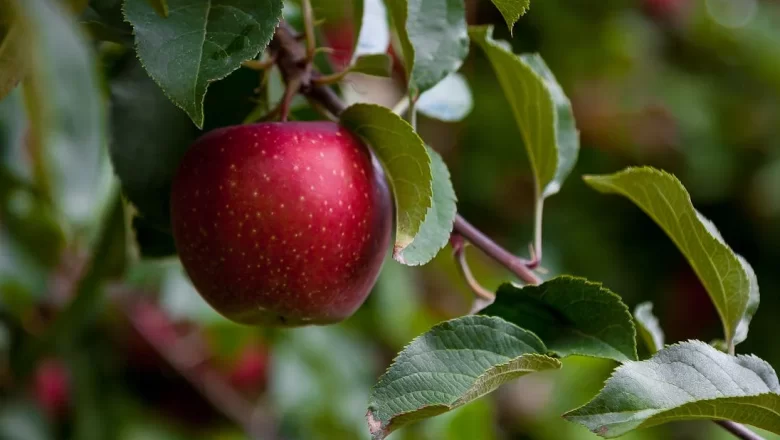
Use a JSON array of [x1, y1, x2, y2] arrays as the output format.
[[170, 122, 392, 326]]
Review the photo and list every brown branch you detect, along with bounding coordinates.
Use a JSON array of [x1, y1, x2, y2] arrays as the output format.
[[268, 21, 768, 440], [117, 293, 278, 440], [270, 22, 541, 286]]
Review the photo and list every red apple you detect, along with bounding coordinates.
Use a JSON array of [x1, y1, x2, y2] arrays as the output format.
[[34, 359, 70, 418], [170, 122, 392, 326], [228, 345, 270, 391]]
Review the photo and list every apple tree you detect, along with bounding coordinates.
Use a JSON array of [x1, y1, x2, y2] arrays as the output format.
[[1, 0, 780, 439]]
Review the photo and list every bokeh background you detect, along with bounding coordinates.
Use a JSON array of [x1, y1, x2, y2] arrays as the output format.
[[2, 0, 780, 439]]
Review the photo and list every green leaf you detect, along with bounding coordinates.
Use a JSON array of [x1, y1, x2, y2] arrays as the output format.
[[634, 301, 664, 354], [584, 167, 759, 349], [123, 0, 284, 128], [469, 25, 579, 198], [21, 0, 114, 234], [394, 148, 456, 265], [481, 276, 637, 362], [144, 0, 168, 17], [0, 6, 27, 101], [385, 0, 469, 93], [417, 73, 473, 122], [351, 53, 392, 77], [564, 341, 780, 438], [339, 103, 433, 258], [108, 56, 198, 230], [367, 315, 561, 439], [489, 0, 530, 34]]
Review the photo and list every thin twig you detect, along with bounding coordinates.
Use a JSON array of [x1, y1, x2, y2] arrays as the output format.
[[717, 421, 764, 440], [271, 23, 539, 286], [451, 235, 495, 313], [120, 295, 278, 440], [301, 0, 316, 61]]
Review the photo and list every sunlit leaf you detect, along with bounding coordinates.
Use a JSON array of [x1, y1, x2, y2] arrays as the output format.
[[367, 315, 561, 439], [585, 167, 759, 348], [385, 0, 469, 93], [393, 148, 456, 265], [470, 25, 578, 198], [565, 341, 780, 438], [339, 103, 433, 259]]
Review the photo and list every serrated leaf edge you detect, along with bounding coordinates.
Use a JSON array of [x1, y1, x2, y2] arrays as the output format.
[[366, 316, 554, 438], [122, 0, 282, 128]]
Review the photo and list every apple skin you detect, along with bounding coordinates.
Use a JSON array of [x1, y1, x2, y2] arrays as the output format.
[[170, 122, 392, 326], [34, 359, 70, 418]]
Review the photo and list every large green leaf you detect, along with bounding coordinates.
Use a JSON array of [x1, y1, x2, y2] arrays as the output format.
[[469, 25, 578, 198], [564, 341, 780, 438], [634, 302, 664, 354], [584, 167, 759, 349], [123, 0, 283, 128], [385, 0, 469, 93], [109, 56, 198, 231], [481, 276, 637, 362], [21, 0, 115, 236], [367, 315, 561, 439], [394, 148, 456, 266], [339, 103, 433, 259], [489, 0, 530, 34]]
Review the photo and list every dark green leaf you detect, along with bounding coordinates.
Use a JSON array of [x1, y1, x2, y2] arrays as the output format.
[[417, 73, 473, 122], [21, 0, 114, 234], [564, 341, 780, 438], [481, 276, 637, 362], [394, 148, 456, 265], [469, 25, 579, 198], [339, 103, 433, 260], [351, 53, 392, 77], [585, 167, 759, 348], [489, 0, 530, 34], [385, 0, 469, 93], [634, 301, 664, 354], [108, 56, 198, 230], [367, 315, 561, 439], [124, 0, 284, 128]]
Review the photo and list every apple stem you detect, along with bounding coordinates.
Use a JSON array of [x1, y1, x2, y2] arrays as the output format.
[[270, 22, 542, 286]]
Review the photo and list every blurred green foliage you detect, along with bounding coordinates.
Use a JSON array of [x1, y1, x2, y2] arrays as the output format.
[[2, 0, 780, 439]]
